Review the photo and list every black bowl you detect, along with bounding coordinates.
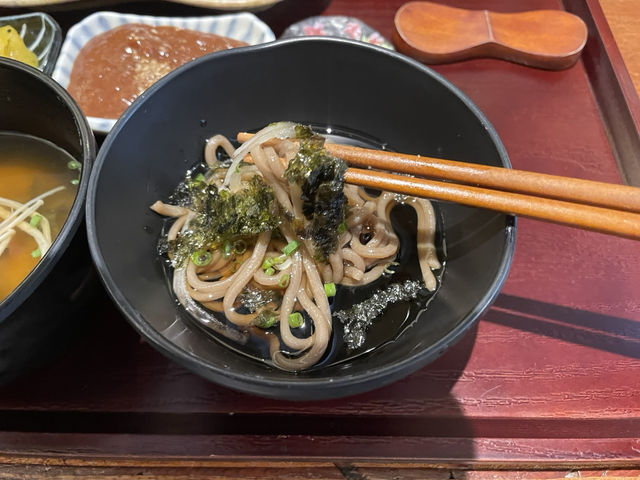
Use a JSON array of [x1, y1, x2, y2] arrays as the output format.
[[0, 58, 95, 385], [87, 38, 515, 400]]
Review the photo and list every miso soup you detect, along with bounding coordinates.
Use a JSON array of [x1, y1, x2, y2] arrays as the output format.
[[0, 132, 79, 302]]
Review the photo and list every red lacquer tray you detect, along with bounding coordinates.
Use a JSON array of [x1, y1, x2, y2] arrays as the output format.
[[1, 0, 639, 469]]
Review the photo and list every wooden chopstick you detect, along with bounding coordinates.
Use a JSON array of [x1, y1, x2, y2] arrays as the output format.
[[238, 132, 640, 214], [345, 168, 640, 239], [326, 144, 640, 214], [236, 132, 640, 239]]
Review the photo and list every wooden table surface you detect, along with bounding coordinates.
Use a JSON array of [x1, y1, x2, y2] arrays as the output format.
[[600, 0, 640, 96], [1, 0, 640, 478]]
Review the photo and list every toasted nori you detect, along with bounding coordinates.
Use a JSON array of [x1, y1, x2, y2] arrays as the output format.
[[284, 134, 347, 262], [167, 175, 279, 266]]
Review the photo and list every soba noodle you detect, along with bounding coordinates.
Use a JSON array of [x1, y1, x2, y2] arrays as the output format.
[[152, 122, 440, 371]]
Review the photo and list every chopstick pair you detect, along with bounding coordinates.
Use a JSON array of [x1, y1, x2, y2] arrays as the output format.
[[237, 133, 640, 240]]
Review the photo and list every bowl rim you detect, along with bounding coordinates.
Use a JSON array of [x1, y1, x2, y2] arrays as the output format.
[[86, 36, 516, 397], [0, 57, 95, 323]]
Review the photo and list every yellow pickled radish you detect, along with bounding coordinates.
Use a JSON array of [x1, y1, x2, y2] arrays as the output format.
[[0, 25, 38, 68]]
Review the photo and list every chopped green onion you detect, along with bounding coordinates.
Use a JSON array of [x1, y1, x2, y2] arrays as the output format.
[[223, 240, 232, 258], [263, 254, 287, 272], [235, 164, 241, 173], [195, 173, 205, 182], [29, 213, 42, 227], [191, 250, 212, 267], [282, 240, 299, 256], [337, 221, 347, 233], [254, 310, 277, 329], [288, 312, 303, 328], [233, 239, 247, 255], [31, 248, 41, 258], [278, 274, 290, 288], [271, 254, 287, 265], [264, 266, 275, 276], [67, 160, 81, 170], [324, 282, 336, 297], [70, 179, 79, 185]]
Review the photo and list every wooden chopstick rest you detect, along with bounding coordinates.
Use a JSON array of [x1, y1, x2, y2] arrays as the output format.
[[393, 1, 588, 70]]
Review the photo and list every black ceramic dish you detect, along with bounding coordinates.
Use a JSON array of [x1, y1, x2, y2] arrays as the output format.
[[0, 58, 95, 385], [87, 37, 515, 400]]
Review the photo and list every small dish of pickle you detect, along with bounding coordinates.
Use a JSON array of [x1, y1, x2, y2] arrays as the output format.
[[0, 13, 61, 74]]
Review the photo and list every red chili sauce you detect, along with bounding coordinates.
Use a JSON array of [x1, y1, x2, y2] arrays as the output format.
[[67, 24, 246, 119]]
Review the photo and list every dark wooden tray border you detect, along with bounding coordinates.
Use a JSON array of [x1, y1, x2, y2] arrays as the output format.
[[564, 0, 640, 185], [1, 0, 640, 470]]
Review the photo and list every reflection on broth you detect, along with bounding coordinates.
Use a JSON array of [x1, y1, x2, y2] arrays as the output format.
[[0, 132, 79, 302]]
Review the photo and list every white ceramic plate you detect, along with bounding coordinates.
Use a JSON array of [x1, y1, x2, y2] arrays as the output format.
[[52, 11, 275, 134]]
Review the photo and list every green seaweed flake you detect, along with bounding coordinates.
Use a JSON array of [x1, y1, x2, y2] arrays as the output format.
[[168, 175, 280, 265], [283, 131, 348, 262]]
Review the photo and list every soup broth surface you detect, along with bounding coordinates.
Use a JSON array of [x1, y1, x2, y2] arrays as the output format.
[[0, 132, 79, 302]]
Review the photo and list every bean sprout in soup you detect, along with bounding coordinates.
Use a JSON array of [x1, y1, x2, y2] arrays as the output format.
[[0, 132, 80, 302]]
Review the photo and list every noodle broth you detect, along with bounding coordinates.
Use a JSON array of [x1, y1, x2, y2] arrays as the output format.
[[322, 202, 446, 368], [0, 132, 79, 302], [160, 126, 446, 371]]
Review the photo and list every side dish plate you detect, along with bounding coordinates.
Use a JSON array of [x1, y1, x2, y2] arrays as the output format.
[[52, 11, 275, 134], [0, 0, 281, 11]]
